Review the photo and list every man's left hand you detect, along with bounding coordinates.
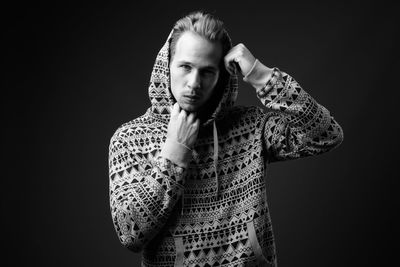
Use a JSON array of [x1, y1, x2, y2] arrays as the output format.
[[224, 43, 256, 76]]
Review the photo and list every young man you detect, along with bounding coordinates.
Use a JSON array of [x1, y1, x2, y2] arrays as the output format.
[[109, 11, 343, 266]]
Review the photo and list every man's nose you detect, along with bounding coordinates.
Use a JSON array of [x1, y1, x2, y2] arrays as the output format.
[[187, 70, 201, 89]]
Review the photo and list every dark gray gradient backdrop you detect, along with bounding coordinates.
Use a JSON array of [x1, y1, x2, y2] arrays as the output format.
[[4, 1, 397, 266]]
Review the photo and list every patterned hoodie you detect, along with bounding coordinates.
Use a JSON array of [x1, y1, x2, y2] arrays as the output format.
[[109, 31, 343, 266]]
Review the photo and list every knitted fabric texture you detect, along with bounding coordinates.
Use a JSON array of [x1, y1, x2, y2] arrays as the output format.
[[109, 31, 344, 266]]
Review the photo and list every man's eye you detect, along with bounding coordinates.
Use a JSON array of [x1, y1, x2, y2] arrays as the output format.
[[181, 65, 191, 71], [203, 70, 216, 76]]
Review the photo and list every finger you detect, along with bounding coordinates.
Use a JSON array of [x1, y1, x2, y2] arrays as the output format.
[[225, 51, 241, 75], [187, 112, 196, 123], [229, 53, 243, 70], [227, 64, 238, 75], [226, 44, 247, 63], [178, 109, 187, 119], [224, 52, 235, 70], [171, 102, 180, 116], [193, 118, 200, 131], [230, 44, 256, 75], [175, 102, 181, 111], [225, 59, 235, 75]]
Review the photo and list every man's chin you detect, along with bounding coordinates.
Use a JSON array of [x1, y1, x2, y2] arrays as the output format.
[[179, 103, 199, 113]]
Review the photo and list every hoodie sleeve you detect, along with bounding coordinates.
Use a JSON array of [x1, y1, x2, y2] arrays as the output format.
[[244, 60, 343, 163], [108, 127, 185, 252]]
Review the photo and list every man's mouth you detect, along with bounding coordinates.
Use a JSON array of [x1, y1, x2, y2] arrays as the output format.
[[183, 95, 201, 102]]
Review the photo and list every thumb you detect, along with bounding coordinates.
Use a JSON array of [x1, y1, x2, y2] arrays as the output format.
[[171, 102, 180, 117]]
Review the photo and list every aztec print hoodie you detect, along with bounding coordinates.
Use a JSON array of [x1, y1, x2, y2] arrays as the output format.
[[109, 30, 343, 266]]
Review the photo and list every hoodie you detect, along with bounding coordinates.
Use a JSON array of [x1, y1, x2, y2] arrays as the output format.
[[109, 30, 343, 266]]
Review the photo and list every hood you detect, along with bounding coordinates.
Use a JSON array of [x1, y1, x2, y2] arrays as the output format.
[[148, 30, 239, 126]]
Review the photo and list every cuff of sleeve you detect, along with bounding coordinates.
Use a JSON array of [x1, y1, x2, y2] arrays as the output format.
[[243, 59, 274, 90], [255, 67, 281, 98], [160, 138, 192, 168]]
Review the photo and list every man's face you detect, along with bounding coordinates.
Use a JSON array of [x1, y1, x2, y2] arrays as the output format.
[[170, 31, 222, 113]]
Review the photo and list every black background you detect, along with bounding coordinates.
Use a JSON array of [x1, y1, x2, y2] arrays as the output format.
[[3, 1, 398, 266]]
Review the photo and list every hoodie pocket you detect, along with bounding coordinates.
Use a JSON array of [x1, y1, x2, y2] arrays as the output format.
[[246, 219, 277, 267]]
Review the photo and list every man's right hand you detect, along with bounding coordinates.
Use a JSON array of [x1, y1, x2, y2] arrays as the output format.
[[160, 103, 200, 168], [166, 103, 200, 150]]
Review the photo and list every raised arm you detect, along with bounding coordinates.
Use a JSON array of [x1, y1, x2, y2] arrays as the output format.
[[109, 104, 199, 252], [225, 44, 343, 162]]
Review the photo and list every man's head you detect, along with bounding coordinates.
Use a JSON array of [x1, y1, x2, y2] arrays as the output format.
[[169, 11, 231, 113]]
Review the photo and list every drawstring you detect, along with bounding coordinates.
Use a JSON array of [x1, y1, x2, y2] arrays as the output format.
[[181, 121, 219, 216], [213, 121, 219, 199], [181, 193, 184, 216]]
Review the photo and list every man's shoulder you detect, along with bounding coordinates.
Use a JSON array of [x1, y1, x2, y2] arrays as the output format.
[[110, 110, 162, 142]]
